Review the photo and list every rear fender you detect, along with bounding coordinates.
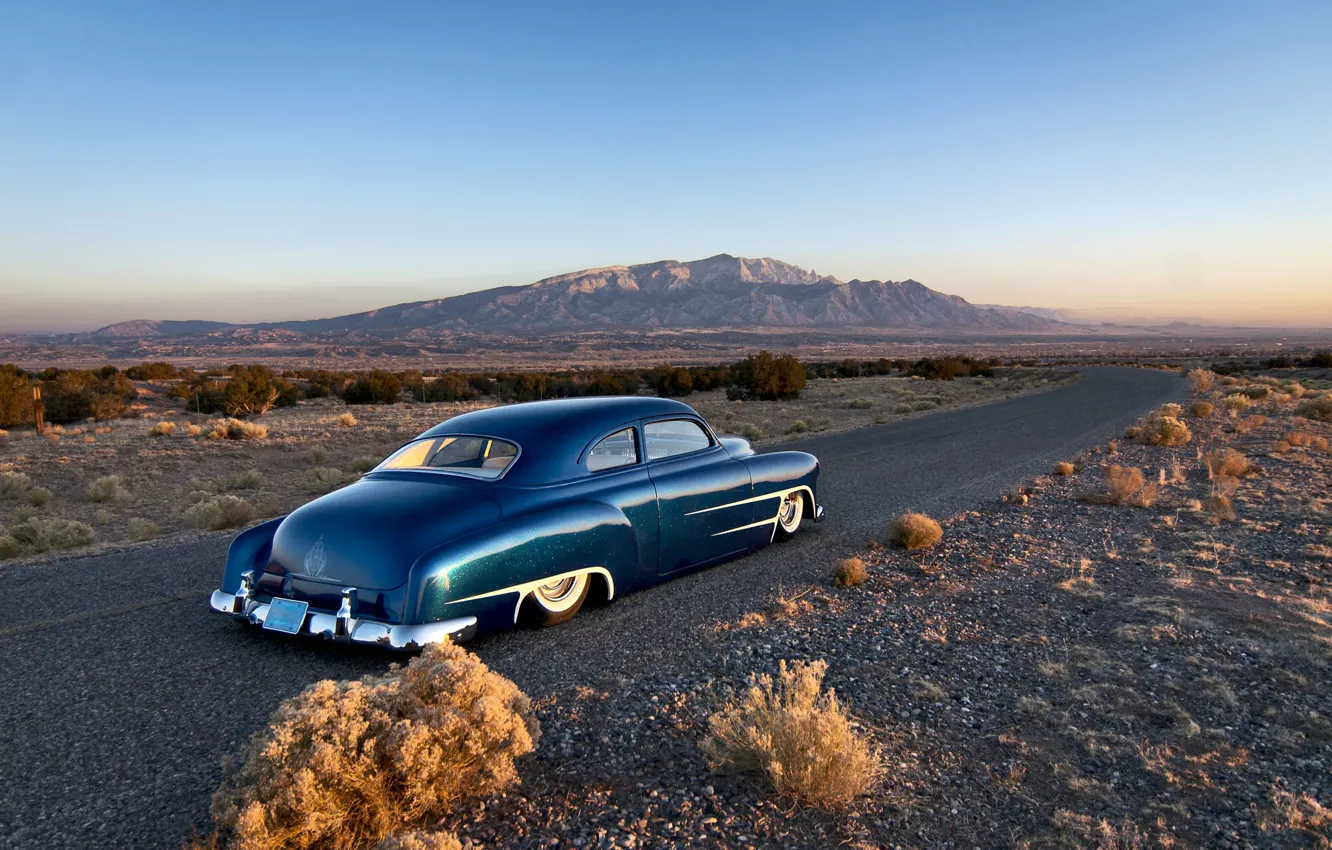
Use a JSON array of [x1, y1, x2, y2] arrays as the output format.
[[408, 501, 638, 627], [741, 451, 820, 543], [220, 517, 286, 593]]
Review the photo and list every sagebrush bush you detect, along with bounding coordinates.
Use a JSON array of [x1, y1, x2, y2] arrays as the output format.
[[0, 470, 31, 499], [1189, 401, 1214, 418], [1284, 431, 1330, 452], [312, 467, 352, 492], [127, 517, 161, 541], [789, 419, 809, 434], [348, 455, 379, 474], [740, 424, 763, 442], [210, 641, 539, 850], [1221, 393, 1253, 415], [1238, 385, 1271, 400], [848, 398, 873, 410], [1053, 461, 1075, 476], [701, 659, 879, 807], [1204, 448, 1254, 479], [186, 495, 256, 530], [85, 475, 129, 503], [208, 418, 268, 440], [149, 421, 176, 437], [310, 445, 329, 463], [834, 557, 868, 587], [1083, 465, 1157, 508], [337, 412, 358, 428], [1295, 396, 1332, 423], [26, 487, 50, 507], [228, 469, 263, 490], [890, 512, 942, 550], [1136, 415, 1191, 447], [0, 516, 95, 556], [1186, 369, 1217, 392]]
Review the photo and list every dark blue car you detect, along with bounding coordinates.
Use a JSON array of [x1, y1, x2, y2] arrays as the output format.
[[210, 396, 823, 649]]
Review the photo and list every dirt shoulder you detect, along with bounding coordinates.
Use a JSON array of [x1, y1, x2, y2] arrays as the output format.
[[434, 380, 1330, 849], [0, 368, 1075, 561]]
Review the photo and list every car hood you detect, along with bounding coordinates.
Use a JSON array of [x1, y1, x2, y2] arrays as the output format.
[[266, 475, 502, 592]]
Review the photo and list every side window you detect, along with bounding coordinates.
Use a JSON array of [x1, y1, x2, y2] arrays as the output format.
[[586, 427, 638, 472], [644, 419, 711, 461]]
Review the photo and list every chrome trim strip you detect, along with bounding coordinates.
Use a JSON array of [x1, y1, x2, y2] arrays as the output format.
[[210, 590, 478, 649], [447, 566, 615, 623], [684, 485, 813, 517]]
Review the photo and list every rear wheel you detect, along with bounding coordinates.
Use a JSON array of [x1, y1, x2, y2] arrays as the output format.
[[526, 572, 590, 626], [775, 491, 805, 539]]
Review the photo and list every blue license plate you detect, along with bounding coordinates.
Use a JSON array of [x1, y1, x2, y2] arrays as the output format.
[[263, 598, 309, 634]]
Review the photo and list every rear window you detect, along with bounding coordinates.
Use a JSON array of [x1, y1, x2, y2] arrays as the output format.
[[377, 435, 519, 480]]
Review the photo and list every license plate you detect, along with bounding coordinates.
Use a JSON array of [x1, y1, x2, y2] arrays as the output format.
[[263, 598, 309, 634]]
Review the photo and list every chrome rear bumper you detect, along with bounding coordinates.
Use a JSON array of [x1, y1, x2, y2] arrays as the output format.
[[210, 577, 476, 650]]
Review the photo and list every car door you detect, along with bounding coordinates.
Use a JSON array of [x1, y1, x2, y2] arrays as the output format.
[[643, 417, 754, 574]]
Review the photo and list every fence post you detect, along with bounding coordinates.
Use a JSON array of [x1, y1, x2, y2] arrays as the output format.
[[33, 385, 44, 434]]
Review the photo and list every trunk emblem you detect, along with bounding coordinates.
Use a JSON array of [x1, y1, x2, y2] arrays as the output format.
[[303, 536, 328, 578]]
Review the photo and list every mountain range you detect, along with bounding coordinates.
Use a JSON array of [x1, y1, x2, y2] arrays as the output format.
[[92, 254, 1070, 338]]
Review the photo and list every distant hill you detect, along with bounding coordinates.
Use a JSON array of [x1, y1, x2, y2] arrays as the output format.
[[90, 254, 1073, 338]]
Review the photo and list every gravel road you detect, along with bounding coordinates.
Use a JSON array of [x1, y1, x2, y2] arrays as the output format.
[[0, 366, 1182, 849]]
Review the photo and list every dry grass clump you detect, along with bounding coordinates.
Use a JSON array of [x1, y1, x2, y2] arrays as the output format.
[[208, 418, 269, 440], [1157, 403, 1184, 418], [373, 831, 463, 850], [1135, 414, 1192, 447], [0, 470, 31, 499], [1204, 448, 1256, 479], [149, 420, 176, 437], [210, 641, 539, 850], [337, 412, 358, 428], [1053, 461, 1075, 476], [1222, 393, 1253, 415], [701, 659, 879, 807], [85, 474, 129, 503], [185, 495, 256, 531], [127, 517, 161, 541], [847, 397, 873, 410], [1186, 368, 1217, 392], [1264, 786, 1332, 845], [0, 428, 8, 446], [890, 512, 942, 550], [1237, 385, 1272, 400], [186, 423, 202, 437], [1082, 465, 1158, 508], [1188, 401, 1214, 418], [27, 487, 51, 506], [1284, 431, 1330, 452], [1205, 475, 1240, 522], [312, 467, 353, 492], [0, 516, 96, 559], [1235, 414, 1268, 434], [1295, 396, 1332, 423], [1280, 381, 1306, 398], [833, 557, 868, 587]]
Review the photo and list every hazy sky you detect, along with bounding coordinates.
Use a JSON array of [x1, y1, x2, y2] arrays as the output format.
[[1, 1, 1329, 332]]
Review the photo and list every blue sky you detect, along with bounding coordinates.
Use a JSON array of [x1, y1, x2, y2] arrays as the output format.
[[1, 0, 1329, 330]]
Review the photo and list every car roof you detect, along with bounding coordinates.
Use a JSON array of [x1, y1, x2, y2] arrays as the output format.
[[415, 396, 704, 484]]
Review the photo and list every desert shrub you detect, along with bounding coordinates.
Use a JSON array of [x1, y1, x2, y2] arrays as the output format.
[[890, 512, 942, 550], [209, 418, 268, 440], [732, 351, 807, 400], [0, 470, 31, 499], [312, 467, 352, 492], [1295, 396, 1332, 423], [1205, 493, 1237, 522], [311, 445, 329, 462], [701, 659, 879, 807], [0, 428, 8, 446], [1238, 385, 1271, 400], [26, 487, 50, 507], [740, 424, 763, 442], [833, 557, 867, 587], [85, 475, 129, 503], [1280, 381, 1306, 398], [127, 517, 160, 541], [1186, 368, 1217, 392], [228, 470, 263, 490], [1221, 393, 1253, 415], [337, 412, 358, 428], [210, 641, 538, 850], [650, 364, 695, 398], [848, 398, 873, 410], [186, 423, 202, 437], [149, 420, 176, 437], [374, 832, 462, 850], [124, 361, 182, 381], [1284, 431, 1330, 452], [1053, 461, 1075, 476], [0, 365, 33, 428], [186, 495, 256, 530], [908, 356, 993, 381], [1235, 414, 1268, 434], [348, 455, 379, 474], [341, 370, 403, 405], [1123, 425, 1142, 440], [1204, 448, 1254, 479], [0, 516, 95, 555], [789, 419, 809, 434], [1189, 401, 1214, 418], [1157, 403, 1184, 418], [1136, 415, 1191, 447], [1083, 465, 1157, 507]]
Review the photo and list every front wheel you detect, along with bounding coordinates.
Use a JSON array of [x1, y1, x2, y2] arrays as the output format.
[[775, 491, 805, 539], [525, 573, 590, 627]]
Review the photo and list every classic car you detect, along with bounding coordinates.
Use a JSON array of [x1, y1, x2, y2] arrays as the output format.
[[209, 396, 823, 649]]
